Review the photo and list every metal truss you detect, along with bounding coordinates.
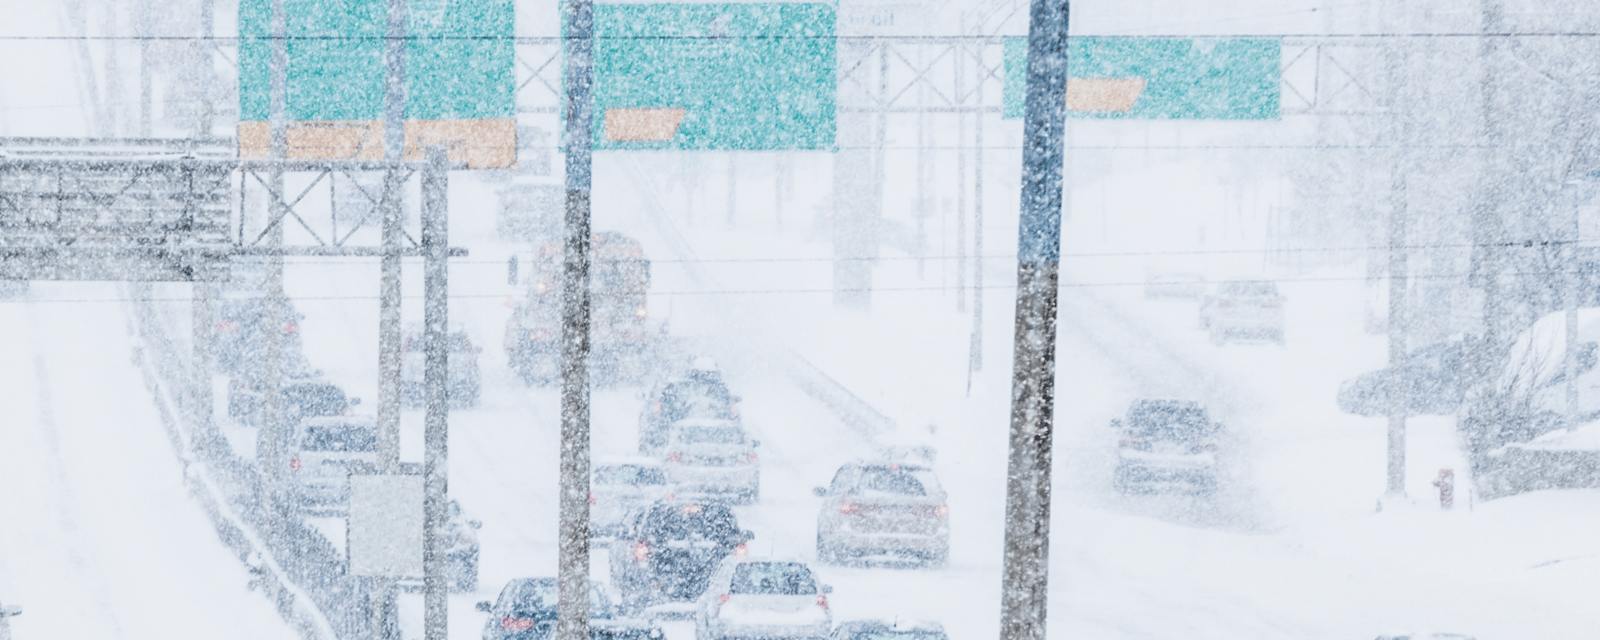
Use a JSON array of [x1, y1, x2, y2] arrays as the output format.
[[1281, 38, 1393, 117]]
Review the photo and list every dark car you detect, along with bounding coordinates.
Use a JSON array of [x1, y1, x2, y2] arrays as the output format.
[[400, 499, 482, 592], [829, 620, 949, 640], [213, 292, 315, 380], [476, 578, 663, 640], [400, 326, 483, 409], [1112, 399, 1221, 494], [638, 363, 740, 453], [229, 376, 359, 427], [607, 501, 753, 610]]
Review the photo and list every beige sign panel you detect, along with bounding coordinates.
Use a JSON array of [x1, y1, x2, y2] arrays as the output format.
[[1066, 78, 1147, 113], [238, 119, 516, 169], [603, 108, 688, 142]]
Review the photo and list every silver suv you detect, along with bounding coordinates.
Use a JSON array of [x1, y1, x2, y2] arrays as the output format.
[[812, 461, 949, 567]]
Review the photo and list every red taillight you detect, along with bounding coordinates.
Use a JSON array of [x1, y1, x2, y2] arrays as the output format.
[[652, 401, 662, 414], [816, 594, 829, 610], [840, 502, 858, 515], [935, 504, 949, 517], [632, 541, 649, 562], [587, 492, 597, 505], [284, 322, 298, 333], [1118, 432, 1145, 449], [530, 329, 550, 340], [734, 543, 748, 558], [745, 453, 758, 464], [667, 452, 683, 463], [501, 617, 536, 631], [290, 457, 300, 471], [1194, 440, 1218, 453], [214, 321, 236, 331]]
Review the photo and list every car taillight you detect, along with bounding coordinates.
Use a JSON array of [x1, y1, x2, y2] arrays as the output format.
[[587, 492, 596, 505], [840, 502, 859, 515], [215, 321, 236, 331], [652, 401, 662, 414], [816, 594, 829, 611], [530, 329, 550, 340], [284, 322, 298, 333], [1193, 440, 1218, 453], [716, 593, 729, 615], [290, 457, 300, 471], [501, 617, 536, 631], [1118, 432, 1145, 449], [744, 453, 758, 464], [632, 541, 649, 562], [635, 307, 648, 320], [734, 543, 748, 558], [934, 504, 949, 517], [667, 452, 683, 463]]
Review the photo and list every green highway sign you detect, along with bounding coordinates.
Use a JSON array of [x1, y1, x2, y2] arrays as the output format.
[[1003, 37, 1280, 120], [588, 2, 836, 151], [238, 0, 516, 167]]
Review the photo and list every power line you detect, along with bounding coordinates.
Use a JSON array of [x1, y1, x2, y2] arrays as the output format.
[[13, 31, 1600, 42]]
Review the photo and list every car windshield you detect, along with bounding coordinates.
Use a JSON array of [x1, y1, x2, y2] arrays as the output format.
[[674, 426, 746, 445], [299, 424, 375, 452], [1220, 281, 1278, 296], [595, 465, 667, 486], [729, 562, 815, 595], [644, 503, 737, 542], [286, 384, 345, 413], [1126, 403, 1212, 440], [664, 380, 731, 404], [507, 579, 559, 617], [855, 466, 940, 496]]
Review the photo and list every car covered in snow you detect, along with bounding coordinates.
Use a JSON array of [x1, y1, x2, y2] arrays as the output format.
[[399, 325, 483, 409], [288, 415, 377, 514], [828, 619, 949, 640], [400, 499, 482, 593], [591, 458, 672, 539], [607, 500, 754, 610], [1112, 399, 1221, 495], [475, 577, 664, 640], [1337, 338, 1474, 417], [660, 419, 760, 504], [692, 557, 832, 640], [638, 361, 741, 453], [812, 461, 949, 567], [1199, 279, 1285, 345]]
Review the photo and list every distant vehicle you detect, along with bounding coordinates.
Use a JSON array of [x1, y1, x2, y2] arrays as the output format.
[[400, 325, 483, 409], [213, 292, 316, 380], [812, 461, 949, 568], [607, 501, 754, 610], [591, 458, 672, 539], [828, 619, 949, 640], [401, 499, 483, 593], [1199, 279, 1285, 345], [289, 415, 377, 514], [1337, 338, 1478, 416], [229, 376, 358, 428], [1112, 399, 1221, 495], [639, 362, 740, 453], [475, 577, 664, 640], [693, 557, 832, 640], [660, 419, 761, 504], [1143, 272, 1206, 299], [505, 231, 663, 386]]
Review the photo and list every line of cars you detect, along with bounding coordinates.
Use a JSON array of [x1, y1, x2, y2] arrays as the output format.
[[474, 358, 955, 640]]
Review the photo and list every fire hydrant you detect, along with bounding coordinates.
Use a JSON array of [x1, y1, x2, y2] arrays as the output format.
[[1432, 468, 1455, 509]]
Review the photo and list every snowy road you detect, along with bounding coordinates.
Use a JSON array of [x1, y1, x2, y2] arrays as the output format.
[[0, 285, 292, 640]]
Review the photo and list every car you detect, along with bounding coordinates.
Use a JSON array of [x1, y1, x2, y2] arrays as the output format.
[[660, 420, 760, 504], [229, 376, 359, 428], [812, 461, 949, 567], [639, 360, 740, 453], [829, 619, 949, 640], [608, 500, 754, 610], [693, 557, 832, 640], [288, 415, 377, 514], [400, 499, 483, 593], [213, 291, 315, 380], [591, 458, 672, 539], [475, 577, 665, 640], [1198, 279, 1285, 345], [1111, 399, 1221, 495], [400, 325, 483, 409]]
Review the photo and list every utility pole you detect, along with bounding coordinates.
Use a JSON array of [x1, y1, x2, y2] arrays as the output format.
[[198, 0, 214, 137], [259, 0, 290, 535], [955, 36, 968, 313], [556, 0, 596, 639], [372, 0, 407, 636], [1472, 0, 1506, 432], [998, 2, 1068, 640], [191, 0, 219, 458], [970, 42, 987, 374], [1384, 9, 1410, 499], [420, 145, 450, 640]]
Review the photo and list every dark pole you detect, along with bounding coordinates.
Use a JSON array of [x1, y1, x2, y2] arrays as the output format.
[[556, 0, 595, 639], [420, 145, 450, 640], [998, 2, 1068, 640], [1384, 24, 1409, 499], [374, 2, 407, 636], [259, 0, 289, 534]]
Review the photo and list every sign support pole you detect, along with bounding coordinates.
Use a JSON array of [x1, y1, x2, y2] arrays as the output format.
[[999, 2, 1068, 640], [557, 0, 595, 639], [373, 1, 408, 637], [420, 145, 450, 640], [260, 0, 290, 545]]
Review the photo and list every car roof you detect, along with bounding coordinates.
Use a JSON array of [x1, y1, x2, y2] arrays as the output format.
[[594, 456, 665, 468], [670, 418, 742, 429], [835, 619, 945, 633], [299, 415, 374, 428], [1128, 398, 1204, 410], [844, 459, 934, 473]]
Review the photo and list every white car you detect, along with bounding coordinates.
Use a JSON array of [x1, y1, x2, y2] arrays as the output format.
[[694, 557, 832, 640], [662, 419, 760, 504], [1199, 279, 1285, 345], [591, 458, 672, 538]]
